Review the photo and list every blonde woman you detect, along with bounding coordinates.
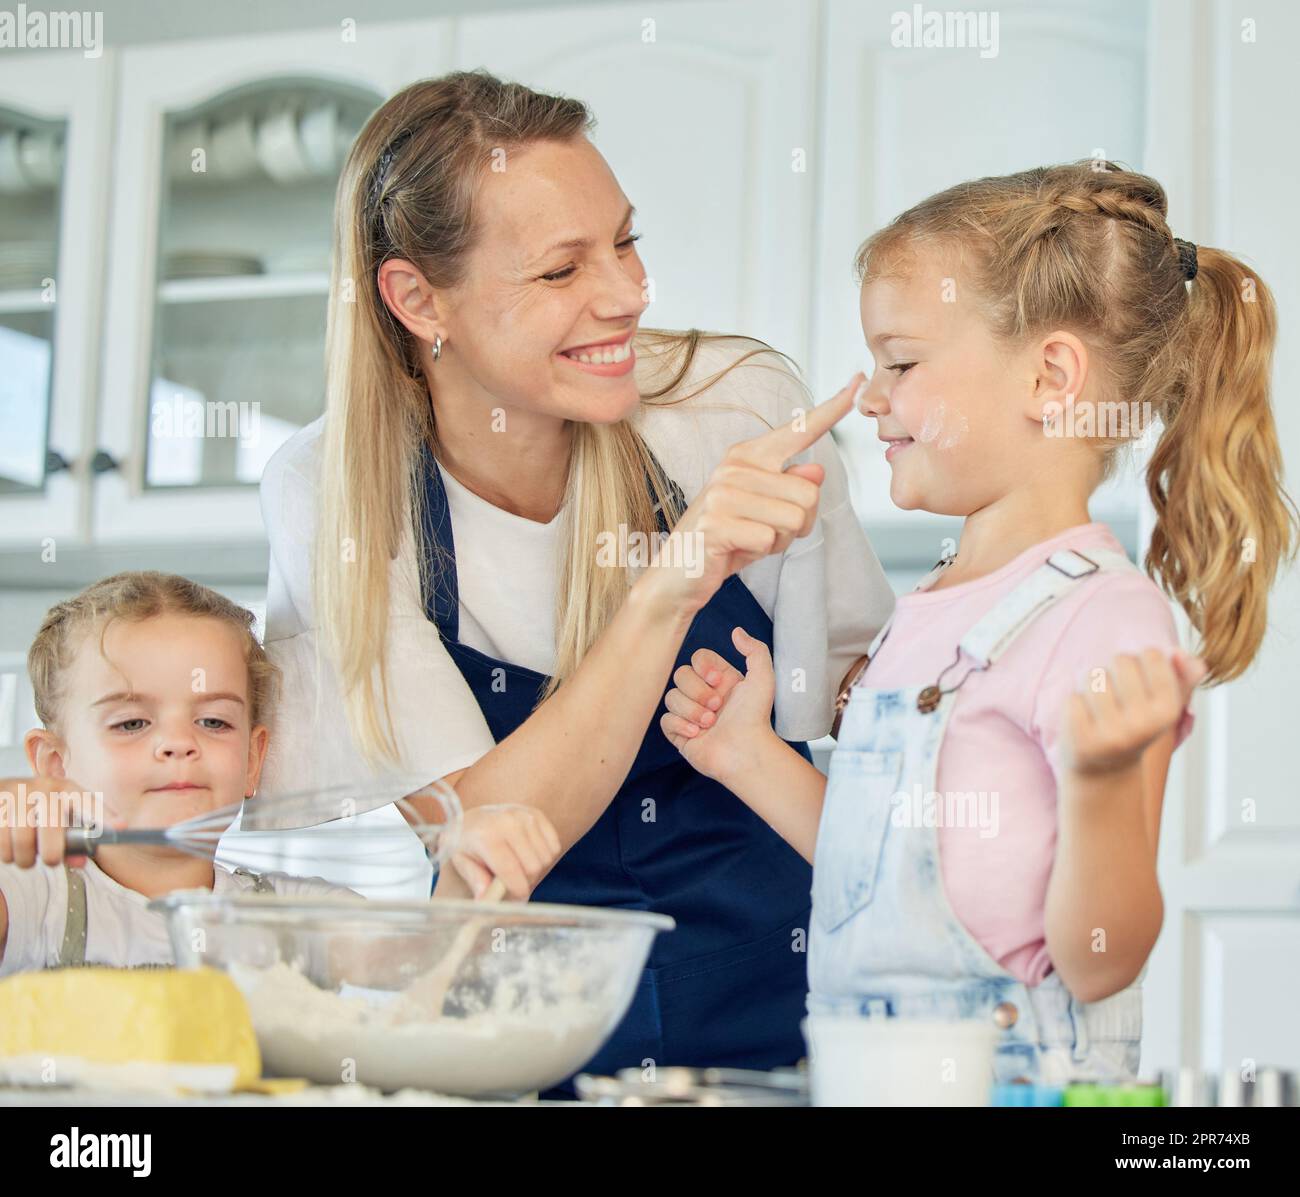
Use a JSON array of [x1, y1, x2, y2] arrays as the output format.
[[259, 70, 893, 1091]]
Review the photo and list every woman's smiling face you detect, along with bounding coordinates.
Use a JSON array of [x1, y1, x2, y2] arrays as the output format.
[[434, 136, 650, 425], [855, 247, 1037, 516]]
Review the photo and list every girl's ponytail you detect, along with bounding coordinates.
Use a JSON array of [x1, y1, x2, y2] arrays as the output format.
[[1147, 248, 1298, 683]]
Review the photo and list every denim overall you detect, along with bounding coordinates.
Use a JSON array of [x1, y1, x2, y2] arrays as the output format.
[[415, 441, 815, 1095], [809, 547, 1145, 1085]]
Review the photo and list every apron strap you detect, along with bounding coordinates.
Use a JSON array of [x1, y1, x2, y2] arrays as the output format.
[[417, 435, 688, 645], [958, 547, 1139, 668], [416, 440, 463, 644], [644, 447, 688, 534], [57, 864, 88, 969]]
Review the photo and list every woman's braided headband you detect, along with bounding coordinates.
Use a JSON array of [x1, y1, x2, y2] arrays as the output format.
[[366, 128, 415, 214]]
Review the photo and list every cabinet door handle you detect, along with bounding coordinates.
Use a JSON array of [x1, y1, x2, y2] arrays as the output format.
[[44, 449, 72, 474], [90, 449, 121, 475]]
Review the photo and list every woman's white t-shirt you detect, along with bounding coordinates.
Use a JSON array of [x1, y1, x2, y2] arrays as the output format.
[[436, 460, 564, 677], [257, 334, 896, 818]]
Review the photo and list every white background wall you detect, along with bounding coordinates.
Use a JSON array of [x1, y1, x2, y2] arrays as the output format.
[[1138, 0, 1299, 1085]]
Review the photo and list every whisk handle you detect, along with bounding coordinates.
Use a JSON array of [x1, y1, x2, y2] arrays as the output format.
[[65, 827, 164, 856], [64, 827, 102, 857]]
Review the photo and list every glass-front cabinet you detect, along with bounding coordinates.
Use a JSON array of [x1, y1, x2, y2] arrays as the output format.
[[93, 23, 451, 541], [85, 22, 452, 540], [144, 79, 376, 492], [0, 53, 112, 548], [0, 23, 454, 548], [0, 105, 63, 498]]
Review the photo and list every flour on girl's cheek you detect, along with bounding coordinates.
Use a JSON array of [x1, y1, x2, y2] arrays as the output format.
[[916, 400, 970, 450]]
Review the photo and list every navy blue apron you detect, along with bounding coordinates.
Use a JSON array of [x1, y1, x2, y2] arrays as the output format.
[[416, 440, 814, 1094]]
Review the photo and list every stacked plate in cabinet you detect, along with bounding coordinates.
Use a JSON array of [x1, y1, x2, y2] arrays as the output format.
[[0, 241, 56, 290]]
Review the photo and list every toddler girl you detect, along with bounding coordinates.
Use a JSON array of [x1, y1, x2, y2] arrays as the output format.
[[0, 571, 558, 973]]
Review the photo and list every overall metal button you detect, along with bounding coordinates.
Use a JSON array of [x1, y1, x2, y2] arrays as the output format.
[[993, 1001, 1019, 1029]]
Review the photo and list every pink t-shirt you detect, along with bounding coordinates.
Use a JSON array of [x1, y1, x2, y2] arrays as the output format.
[[861, 522, 1194, 985]]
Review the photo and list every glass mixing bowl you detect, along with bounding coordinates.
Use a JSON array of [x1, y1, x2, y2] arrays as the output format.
[[150, 891, 674, 1097]]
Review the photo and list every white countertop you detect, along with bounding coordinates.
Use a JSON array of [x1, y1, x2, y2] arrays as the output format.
[[0, 1083, 578, 1107]]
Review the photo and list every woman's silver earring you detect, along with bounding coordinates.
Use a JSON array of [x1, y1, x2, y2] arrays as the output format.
[[432, 335, 442, 363]]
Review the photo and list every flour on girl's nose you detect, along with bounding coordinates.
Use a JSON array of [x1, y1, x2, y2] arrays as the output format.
[[917, 400, 969, 449]]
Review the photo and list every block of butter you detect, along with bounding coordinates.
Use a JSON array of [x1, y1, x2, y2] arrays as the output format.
[[0, 966, 263, 1093]]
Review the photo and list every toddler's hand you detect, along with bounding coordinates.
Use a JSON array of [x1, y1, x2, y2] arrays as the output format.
[[1059, 648, 1206, 778], [446, 804, 561, 901], [0, 776, 117, 869], [661, 627, 776, 782]]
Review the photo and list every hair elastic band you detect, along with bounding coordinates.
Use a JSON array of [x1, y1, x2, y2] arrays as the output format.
[[1174, 237, 1198, 281]]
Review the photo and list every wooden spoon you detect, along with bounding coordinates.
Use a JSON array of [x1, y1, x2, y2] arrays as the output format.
[[394, 876, 508, 1021]]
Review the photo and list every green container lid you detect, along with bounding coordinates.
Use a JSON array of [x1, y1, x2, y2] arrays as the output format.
[[1063, 1084, 1105, 1106], [1119, 1084, 1165, 1107], [1063, 1082, 1165, 1106]]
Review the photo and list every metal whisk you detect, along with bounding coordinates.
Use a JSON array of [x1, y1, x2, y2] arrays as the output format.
[[63, 776, 462, 895]]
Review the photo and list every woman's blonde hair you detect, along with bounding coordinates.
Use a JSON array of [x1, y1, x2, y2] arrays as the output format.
[[28, 571, 279, 731], [855, 160, 1298, 685], [317, 70, 789, 768]]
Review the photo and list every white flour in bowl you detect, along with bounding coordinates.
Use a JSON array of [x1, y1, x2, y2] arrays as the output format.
[[228, 961, 613, 1097]]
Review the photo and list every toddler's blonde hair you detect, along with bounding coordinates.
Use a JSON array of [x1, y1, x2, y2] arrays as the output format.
[[28, 571, 279, 732]]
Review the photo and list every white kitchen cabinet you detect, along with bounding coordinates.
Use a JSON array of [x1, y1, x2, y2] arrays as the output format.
[[92, 21, 455, 542], [1139, 0, 1300, 1081], [810, 0, 1148, 549], [0, 50, 114, 549]]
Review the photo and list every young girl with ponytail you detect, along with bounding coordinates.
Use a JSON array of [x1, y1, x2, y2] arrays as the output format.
[[662, 162, 1298, 1084]]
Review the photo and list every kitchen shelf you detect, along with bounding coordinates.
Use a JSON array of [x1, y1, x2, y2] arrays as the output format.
[[157, 271, 329, 303], [0, 538, 270, 589], [0, 288, 51, 315]]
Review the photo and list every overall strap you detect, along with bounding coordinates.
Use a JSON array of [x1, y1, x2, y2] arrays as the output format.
[[58, 865, 253, 971], [958, 547, 1138, 669], [57, 864, 88, 969], [231, 866, 276, 894]]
